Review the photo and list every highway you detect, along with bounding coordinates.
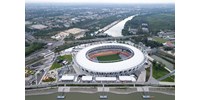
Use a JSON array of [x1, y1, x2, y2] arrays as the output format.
[[73, 35, 142, 43], [25, 40, 64, 64]]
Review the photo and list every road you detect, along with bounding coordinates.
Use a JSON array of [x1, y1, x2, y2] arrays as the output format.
[[26, 35, 141, 65], [36, 71, 45, 85], [151, 55, 174, 71], [38, 54, 58, 85], [25, 40, 64, 64], [72, 35, 142, 43]]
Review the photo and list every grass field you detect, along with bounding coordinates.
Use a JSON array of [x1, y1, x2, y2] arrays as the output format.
[[97, 54, 121, 62], [50, 54, 72, 70], [50, 62, 62, 70], [57, 54, 72, 63], [162, 75, 175, 82], [152, 62, 170, 79], [153, 36, 167, 43]]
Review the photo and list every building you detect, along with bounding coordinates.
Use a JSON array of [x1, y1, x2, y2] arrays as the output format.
[[119, 76, 136, 82], [60, 75, 75, 82], [158, 31, 175, 39], [81, 76, 93, 82], [141, 23, 148, 27], [30, 24, 48, 30], [128, 28, 138, 34], [73, 42, 147, 76], [163, 41, 175, 47], [51, 28, 88, 40], [141, 28, 149, 33], [95, 77, 117, 82]]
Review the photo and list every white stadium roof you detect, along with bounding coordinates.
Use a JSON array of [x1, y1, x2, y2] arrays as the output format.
[[75, 43, 145, 73]]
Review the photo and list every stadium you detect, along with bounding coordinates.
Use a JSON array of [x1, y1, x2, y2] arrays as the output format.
[[74, 42, 147, 77]]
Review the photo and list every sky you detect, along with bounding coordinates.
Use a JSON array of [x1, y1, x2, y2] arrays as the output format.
[[26, 0, 175, 4]]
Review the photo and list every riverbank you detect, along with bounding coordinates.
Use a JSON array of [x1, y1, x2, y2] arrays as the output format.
[[25, 86, 174, 96], [104, 15, 136, 37], [26, 91, 174, 100]]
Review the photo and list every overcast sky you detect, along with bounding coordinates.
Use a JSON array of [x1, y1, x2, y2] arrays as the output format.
[[26, 0, 175, 4]]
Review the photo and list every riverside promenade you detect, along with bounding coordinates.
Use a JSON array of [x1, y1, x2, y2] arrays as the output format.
[[25, 86, 175, 96]]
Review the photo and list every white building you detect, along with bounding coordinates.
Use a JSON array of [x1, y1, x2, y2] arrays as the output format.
[[60, 75, 75, 82], [119, 76, 136, 82], [95, 77, 117, 82], [81, 76, 93, 82]]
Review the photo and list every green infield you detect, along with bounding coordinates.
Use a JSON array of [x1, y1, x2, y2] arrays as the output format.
[[96, 54, 121, 62]]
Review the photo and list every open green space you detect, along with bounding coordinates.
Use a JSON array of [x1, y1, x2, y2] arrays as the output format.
[[153, 36, 167, 43], [50, 63, 62, 70], [162, 75, 175, 82], [57, 54, 72, 63], [50, 54, 72, 70], [97, 54, 121, 62], [152, 61, 170, 79]]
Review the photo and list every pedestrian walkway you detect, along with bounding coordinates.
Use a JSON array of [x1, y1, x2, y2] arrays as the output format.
[[72, 64, 83, 75], [137, 68, 146, 82], [58, 87, 70, 92], [137, 87, 149, 92], [97, 87, 110, 92], [159, 82, 175, 86]]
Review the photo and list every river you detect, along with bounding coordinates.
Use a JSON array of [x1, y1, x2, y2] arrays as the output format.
[[104, 15, 136, 37], [26, 92, 174, 100]]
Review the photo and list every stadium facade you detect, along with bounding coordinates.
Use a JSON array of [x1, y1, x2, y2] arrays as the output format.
[[73, 42, 147, 77]]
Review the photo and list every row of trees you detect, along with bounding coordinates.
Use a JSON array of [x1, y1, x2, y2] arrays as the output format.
[[132, 36, 163, 48], [25, 42, 46, 56]]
